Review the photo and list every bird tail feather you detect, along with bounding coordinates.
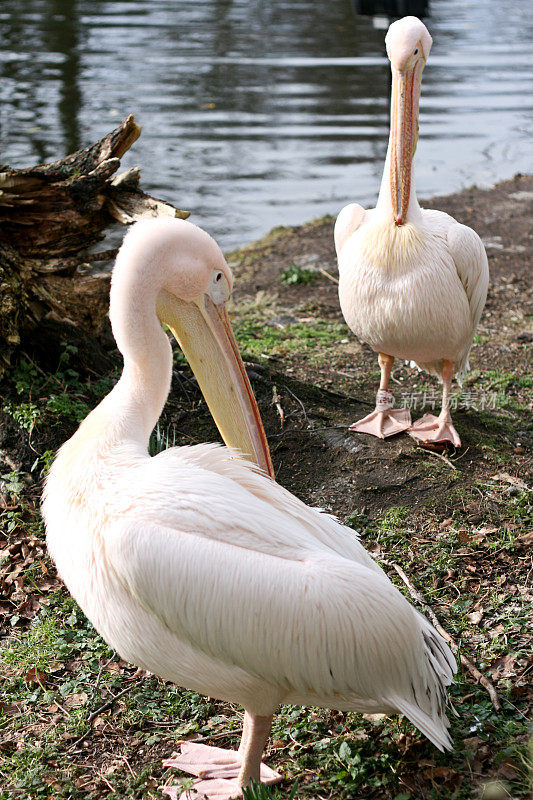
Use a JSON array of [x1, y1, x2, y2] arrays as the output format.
[[389, 615, 456, 752], [390, 694, 453, 752]]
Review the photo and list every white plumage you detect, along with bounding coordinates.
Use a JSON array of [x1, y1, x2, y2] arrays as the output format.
[[43, 217, 456, 799], [336, 17, 489, 446], [337, 210, 487, 379]]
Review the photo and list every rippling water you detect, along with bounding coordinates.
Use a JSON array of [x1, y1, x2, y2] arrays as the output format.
[[1, 0, 532, 248]]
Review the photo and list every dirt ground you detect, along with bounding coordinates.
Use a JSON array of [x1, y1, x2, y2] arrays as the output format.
[[0, 174, 531, 800]]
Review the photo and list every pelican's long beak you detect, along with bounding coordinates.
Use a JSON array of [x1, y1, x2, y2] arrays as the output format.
[[156, 289, 274, 478], [390, 59, 424, 226]]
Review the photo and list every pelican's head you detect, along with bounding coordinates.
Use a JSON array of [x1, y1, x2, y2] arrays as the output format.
[[385, 16, 432, 72], [111, 217, 274, 477], [385, 17, 432, 226]]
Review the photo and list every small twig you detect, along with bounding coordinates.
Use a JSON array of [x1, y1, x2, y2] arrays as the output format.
[[422, 448, 457, 470], [120, 754, 136, 779], [178, 728, 243, 745], [68, 683, 138, 749], [282, 384, 309, 422], [309, 425, 357, 432], [51, 698, 71, 718], [271, 385, 285, 428], [452, 446, 470, 462], [85, 683, 136, 724], [379, 558, 501, 711], [97, 772, 115, 793], [19, 351, 58, 381], [318, 267, 339, 284], [85, 656, 116, 716]]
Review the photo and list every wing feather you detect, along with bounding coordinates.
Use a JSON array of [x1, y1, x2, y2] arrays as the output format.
[[447, 222, 489, 331], [105, 513, 445, 708], [334, 203, 366, 257], [125, 444, 385, 574]]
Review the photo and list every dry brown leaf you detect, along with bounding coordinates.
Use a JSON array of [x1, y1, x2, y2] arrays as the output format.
[[24, 666, 47, 686], [62, 691, 88, 709], [362, 713, 386, 722], [424, 765, 462, 787], [36, 576, 59, 591], [0, 737, 17, 752], [497, 762, 520, 781], [43, 776, 62, 791], [0, 701, 25, 716], [490, 472, 528, 489], [489, 623, 505, 639], [467, 610, 484, 625], [463, 736, 484, 750], [474, 526, 498, 535], [490, 653, 517, 679], [18, 597, 42, 619]]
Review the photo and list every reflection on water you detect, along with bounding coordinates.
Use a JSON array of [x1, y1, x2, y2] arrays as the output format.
[[0, 0, 532, 248]]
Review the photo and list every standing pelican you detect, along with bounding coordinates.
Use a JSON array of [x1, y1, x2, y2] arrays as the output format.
[[43, 218, 456, 800], [335, 16, 489, 446]]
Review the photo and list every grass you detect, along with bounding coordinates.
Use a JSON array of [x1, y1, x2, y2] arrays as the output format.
[[279, 262, 318, 286], [234, 317, 347, 362], [2, 344, 115, 432], [243, 780, 298, 799]]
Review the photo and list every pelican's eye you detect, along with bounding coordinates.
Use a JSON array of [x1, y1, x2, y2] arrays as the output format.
[[207, 269, 231, 304], [414, 48, 419, 55]]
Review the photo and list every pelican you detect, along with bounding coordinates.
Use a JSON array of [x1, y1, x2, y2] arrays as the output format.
[[335, 16, 489, 446], [43, 218, 456, 800]]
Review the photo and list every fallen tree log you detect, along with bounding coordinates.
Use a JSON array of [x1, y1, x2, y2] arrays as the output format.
[[0, 114, 189, 374]]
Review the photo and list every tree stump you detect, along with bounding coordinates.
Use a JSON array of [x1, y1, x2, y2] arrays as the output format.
[[0, 114, 189, 374]]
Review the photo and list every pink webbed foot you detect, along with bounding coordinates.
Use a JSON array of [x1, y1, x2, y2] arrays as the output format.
[[349, 389, 411, 438], [409, 413, 461, 447], [162, 743, 281, 800], [161, 776, 243, 800]]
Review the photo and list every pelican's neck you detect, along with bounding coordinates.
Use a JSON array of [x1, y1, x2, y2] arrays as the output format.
[[110, 330, 172, 449], [95, 280, 173, 452]]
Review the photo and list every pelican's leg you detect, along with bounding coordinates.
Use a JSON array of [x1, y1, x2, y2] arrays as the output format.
[[349, 353, 411, 438], [409, 360, 461, 447], [163, 713, 281, 799], [237, 714, 280, 787]]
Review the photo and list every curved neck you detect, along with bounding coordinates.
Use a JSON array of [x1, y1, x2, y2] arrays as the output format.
[[107, 326, 172, 450], [97, 273, 173, 451]]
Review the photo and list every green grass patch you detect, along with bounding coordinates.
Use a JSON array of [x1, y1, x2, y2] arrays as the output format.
[[235, 318, 347, 361], [279, 262, 318, 286]]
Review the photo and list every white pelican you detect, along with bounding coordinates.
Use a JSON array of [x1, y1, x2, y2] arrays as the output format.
[[43, 218, 456, 800], [335, 16, 489, 447]]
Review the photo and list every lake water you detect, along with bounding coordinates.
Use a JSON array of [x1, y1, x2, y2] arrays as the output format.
[[1, 0, 532, 249]]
